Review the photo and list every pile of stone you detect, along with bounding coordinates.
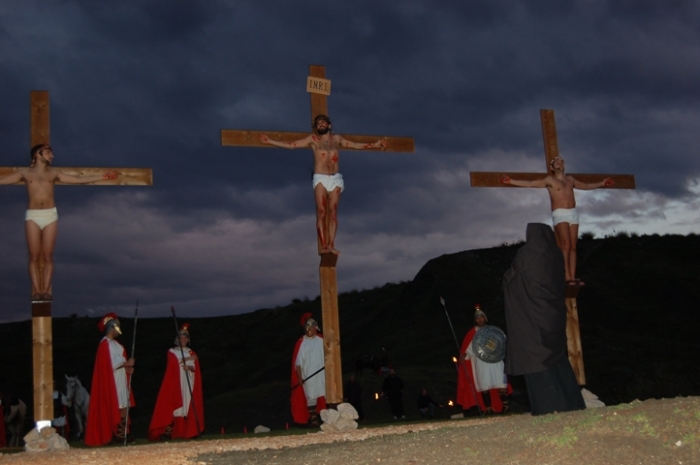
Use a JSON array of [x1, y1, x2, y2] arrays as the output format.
[[23, 426, 70, 453], [320, 403, 358, 432]]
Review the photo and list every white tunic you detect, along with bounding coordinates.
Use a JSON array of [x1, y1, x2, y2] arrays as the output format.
[[295, 335, 325, 404], [107, 338, 130, 408], [170, 347, 196, 417], [466, 326, 508, 392]]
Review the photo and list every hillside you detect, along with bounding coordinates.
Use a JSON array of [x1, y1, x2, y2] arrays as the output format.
[[1, 232, 699, 437]]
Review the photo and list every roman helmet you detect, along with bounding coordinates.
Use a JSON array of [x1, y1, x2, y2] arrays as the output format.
[[98, 312, 121, 335]]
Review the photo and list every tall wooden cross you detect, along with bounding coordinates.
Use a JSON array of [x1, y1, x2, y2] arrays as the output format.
[[0, 91, 153, 426], [221, 65, 414, 404], [470, 109, 636, 385]]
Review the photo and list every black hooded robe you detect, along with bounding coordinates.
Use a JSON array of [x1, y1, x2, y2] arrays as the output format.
[[503, 223, 585, 415]]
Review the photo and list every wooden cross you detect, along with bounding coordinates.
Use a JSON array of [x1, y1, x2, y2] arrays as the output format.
[[0, 91, 153, 426], [221, 65, 414, 404], [470, 109, 636, 385]]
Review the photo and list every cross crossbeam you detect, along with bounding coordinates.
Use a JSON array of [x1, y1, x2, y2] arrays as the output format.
[[222, 130, 414, 153], [470, 110, 635, 189], [0, 167, 152, 185]]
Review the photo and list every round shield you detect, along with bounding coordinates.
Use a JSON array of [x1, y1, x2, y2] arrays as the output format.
[[472, 325, 506, 363]]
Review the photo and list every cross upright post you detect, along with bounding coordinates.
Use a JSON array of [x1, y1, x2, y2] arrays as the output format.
[[0, 91, 153, 429], [221, 65, 414, 404], [470, 109, 636, 385]]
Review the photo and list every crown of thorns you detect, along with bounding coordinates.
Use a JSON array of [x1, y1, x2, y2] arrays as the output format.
[[313, 114, 332, 126]]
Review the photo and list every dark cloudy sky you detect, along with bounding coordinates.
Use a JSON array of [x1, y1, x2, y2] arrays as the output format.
[[1, 1, 698, 321]]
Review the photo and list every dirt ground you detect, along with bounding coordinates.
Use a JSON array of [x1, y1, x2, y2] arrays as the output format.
[[1, 396, 698, 465]]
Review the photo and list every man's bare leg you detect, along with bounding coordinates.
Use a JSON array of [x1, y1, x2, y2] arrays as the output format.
[[39, 221, 58, 298], [314, 184, 330, 254], [553, 222, 574, 283], [325, 188, 341, 255], [25, 220, 44, 300], [25, 220, 57, 299]]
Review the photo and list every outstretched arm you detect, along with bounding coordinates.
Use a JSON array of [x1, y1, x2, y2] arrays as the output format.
[[338, 136, 387, 151], [500, 175, 550, 188], [56, 170, 119, 184], [573, 177, 614, 190], [259, 134, 313, 149], [0, 171, 24, 185]]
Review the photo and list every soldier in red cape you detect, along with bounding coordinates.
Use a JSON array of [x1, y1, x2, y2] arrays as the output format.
[[291, 312, 326, 427], [456, 305, 512, 414], [148, 323, 204, 441], [84, 313, 135, 446]]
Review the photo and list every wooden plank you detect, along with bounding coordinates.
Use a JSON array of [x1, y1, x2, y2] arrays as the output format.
[[565, 297, 586, 385], [320, 253, 338, 268], [221, 130, 310, 148], [32, 314, 53, 422], [0, 167, 153, 186], [311, 66, 341, 388], [540, 109, 560, 170], [319, 264, 342, 404], [470, 172, 636, 189], [221, 130, 414, 153], [565, 284, 581, 299], [30, 91, 54, 423], [30, 91, 50, 148], [341, 135, 415, 153]]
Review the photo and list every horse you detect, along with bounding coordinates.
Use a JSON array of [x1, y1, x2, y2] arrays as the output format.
[[64, 375, 90, 440], [4, 398, 26, 447]]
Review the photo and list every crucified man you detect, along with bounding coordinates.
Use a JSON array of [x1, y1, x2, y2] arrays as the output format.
[[259, 114, 386, 255], [500, 156, 613, 286], [0, 144, 118, 301]]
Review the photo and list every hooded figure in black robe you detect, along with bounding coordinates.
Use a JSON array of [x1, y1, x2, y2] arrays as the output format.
[[503, 223, 585, 415]]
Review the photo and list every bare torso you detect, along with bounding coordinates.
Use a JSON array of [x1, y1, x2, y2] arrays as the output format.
[[545, 174, 577, 210], [20, 168, 58, 209], [309, 134, 341, 175]]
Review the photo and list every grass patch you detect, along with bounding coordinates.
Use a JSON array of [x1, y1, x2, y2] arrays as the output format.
[[537, 426, 579, 448]]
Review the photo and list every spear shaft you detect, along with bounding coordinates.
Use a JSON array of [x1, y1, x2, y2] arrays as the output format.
[[123, 300, 138, 446]]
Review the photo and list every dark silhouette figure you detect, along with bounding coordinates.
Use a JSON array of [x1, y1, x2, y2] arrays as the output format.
[[381, 369, 404, 419]]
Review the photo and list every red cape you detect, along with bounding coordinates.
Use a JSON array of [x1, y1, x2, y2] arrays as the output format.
[[148, 348, 204, 441], [290, 335, 326, 424], [456, 327, 512, 413], [84, 338, 135, 446]]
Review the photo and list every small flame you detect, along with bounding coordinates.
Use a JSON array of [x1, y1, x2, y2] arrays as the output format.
[[452, 356, 458, 363], [375, 393, 379, 400], [448, 400, 454, 407]]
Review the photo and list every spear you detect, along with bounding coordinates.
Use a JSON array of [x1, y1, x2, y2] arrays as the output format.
[[123, 300, 138, 446], [290, 366, 325, 391]]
